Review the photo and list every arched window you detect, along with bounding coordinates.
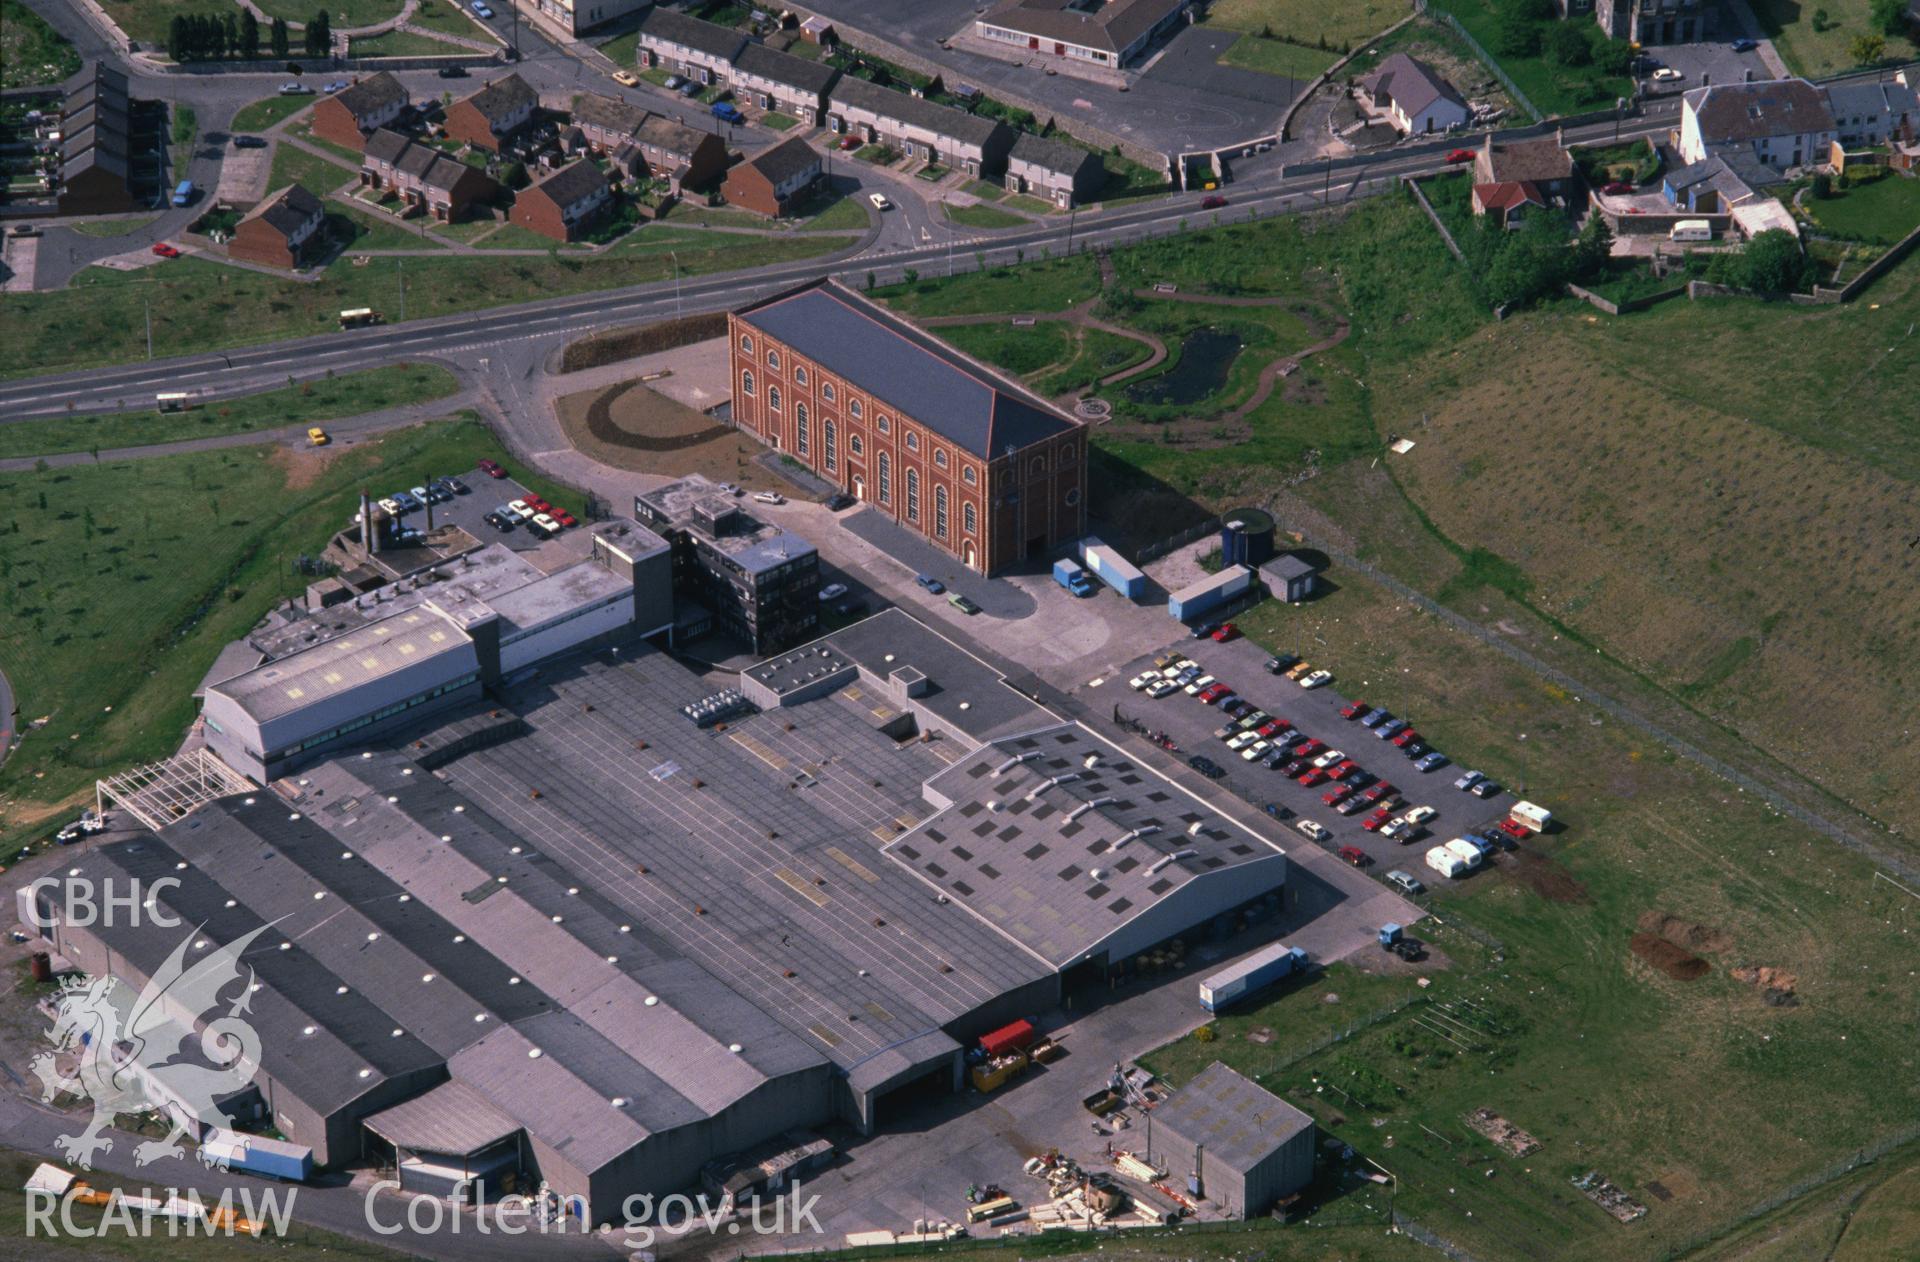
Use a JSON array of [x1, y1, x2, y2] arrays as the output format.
[[822, 382, 836, 402], [851, 399, 863, 419], [1029, 455, 1046, 475], [741, 369, 755, 397], [849, 433, 863, 456], [878, 451, 891, 503], [963, 501, 977, 535], [933, 448, 947, 469], [824, 420, 837, 472], [796, 403, 809, 455], [739, 335, 753, 354], [794, 366, 808, 387], [906, 468, 920, 521], [962, 465, 977, 486], [767, 349, 781, 370], [934, 485, 948, 539], [769, 385, 782, 413], [905, 431, 918, 452]]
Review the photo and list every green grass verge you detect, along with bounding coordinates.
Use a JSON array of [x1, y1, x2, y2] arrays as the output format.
[[760, 111, 800, 131], [0, 414, 586, 811], [0, 363, 459, 460], [936, 319, 1075, 377], [408, 0, 490, 39], [1802, 174, 1920, 245], [944, 201, 1030, 230], [1218, 32, 1340, 81], [269, 140, 357, 196], [871, 253, 1100, 316], [799, 194, 871, 232], [231, 94, 313, 133], [1, 0, 81, 89], [348, 28, 467, 56], [254, 0, 404, 25], [70, 216, 161, 239]]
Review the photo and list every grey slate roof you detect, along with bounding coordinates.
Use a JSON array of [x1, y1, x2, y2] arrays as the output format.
[[828, 76, 1006, 149], [633, 112, 710, 157], [1152, 1062, 1314, 1173], [741, 136, 822, 185], [458, 73, 537, 126], [733, 42, 840, 95], [526, 158, 607, 208], [572, 91, 649, 138], [333, 72, 408, 122], [1008, 131, 1100, 178], [735, 279, 1079, 459], [1824, 80, 1920, 125], [364, 128, 485, 194], [240, 183, 325, 238], [1360, 53, 1466, 118], [983, 0, 1185, 54], [636, 7, 749, 61], [1684, 78, 1834, 143]]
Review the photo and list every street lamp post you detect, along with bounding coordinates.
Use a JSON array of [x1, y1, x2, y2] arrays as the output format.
[[668, 250, 682, 320]]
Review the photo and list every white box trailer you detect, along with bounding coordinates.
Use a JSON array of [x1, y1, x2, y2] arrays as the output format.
[[1443, 838, 1485, 868], [1426, 846, 1471, 879], [1509, 800, 1550, 833], [1082, 537, 1146, 599], [1670, 219, 1713, 242]]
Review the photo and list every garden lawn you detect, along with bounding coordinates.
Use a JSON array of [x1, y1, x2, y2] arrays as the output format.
[[760, 111, 800, 131], [269, 140, 358, 195], [598, 30, 638, 64], [1205, 0, 1403, 51], [937, 319, 1076, 378], [871, 254, 1101, 316], [0, 233, 857, 376], [0, 362, 459, 459], [944, 201, 1029, 230], [408, 0, 490, 39], [348, 28, 467, 55], [0, 415, 578, 812], [1804, 174, 1920, 244], [1218, 34, 1340, 80], [253, 0, 405, 26], [1, 0, 81, 89], [1750, 0, 1920, 76], [1426, 0, 1633, 115], [231, 93, 313, 132]]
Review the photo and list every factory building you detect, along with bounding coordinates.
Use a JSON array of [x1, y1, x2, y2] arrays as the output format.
[[1144, 1062, 1316, 1218], [32, 610, 1290, 1223], [635, 474, 820, 653]]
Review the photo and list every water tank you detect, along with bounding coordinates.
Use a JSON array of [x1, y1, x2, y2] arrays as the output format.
[[1220, 507, 1276, 567]]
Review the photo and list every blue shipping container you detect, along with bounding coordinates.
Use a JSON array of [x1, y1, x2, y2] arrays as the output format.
[[203, 1131, 313, 1182], [1198, 942, 1306, 1012]]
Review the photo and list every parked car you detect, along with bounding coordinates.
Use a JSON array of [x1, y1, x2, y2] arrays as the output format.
[[1264, 802, 1288, 820], [1295, 820, 1329, 841], [307, 426, 329, 447], [1323, 784, 1354, 806], [438, 65, 469, 78], [752, 490, 785, 504], [1145, 679, 1179, 698], [1385, 870, 1427, 896], [1445, 149, 1475, 164], [1414, 751, 1448, 772], [1300, 670, 1333, 689], [410, 484, 432, 503], [233, 134, 268, 148], [612, 69, 640, 87], [470, 1, 494, 17], [532, 512, 562, 534], [1129, 671, 1160, 690], [1454, 770, 1484, 791], [915, 573, 945, 594], [1392, 728, 1421, 748], [1378, 719, 1409, 739], [819, 582, 849, 602], [555, 509, 578, 528], [1265, 653, 1300, 674], [1241, 740, 1272, 762], [1651, 67, 1683, 83], [1404, 805, 1437, 826], [508, 498, 533, 517], [1191, 620, 1221, 640], [1499, 818, 1531, 840], [1361, 707, 1391, 728], [1199, 194, 1228, 209], [170, 181, 194, 207], [824, 492, 856, 510], [483, 511, 513, 532], [150, 242, 180, 258], [1364, 808, 1393, 832], [1730, 37, 1758, 51], [664, 75, 685, 90], [948, 593, 982, 615], [1602, 180, 1635, 195], [1284, 660, 1313, 679], [378, 497, 403, 515], [839, 134, 860, 150], [712, 102, 744, 124], [1470, 779, 1502, 798], [1341, 699, 1368, 719], [1210, 622, 1239, 642], [278, 83, 314, 96], [477, 458, 506, 478], [1297, 769, 1329, 787], [677, 80, 701, 96], [322, 80, 347, 93]]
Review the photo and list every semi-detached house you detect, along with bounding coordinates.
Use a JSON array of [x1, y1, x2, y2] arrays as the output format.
[[1004, 132, 1105, 207], [228, 183, 327, 270], [312, 73, 409, 154], [361, 128, 500, 222], [634, 7, 747, 86], [730, 43, 841, 126], [510, 158, 611, 242], [827, 77, 1013, 177], [721, 136, 825, 217], [443, 73, 539, 154]]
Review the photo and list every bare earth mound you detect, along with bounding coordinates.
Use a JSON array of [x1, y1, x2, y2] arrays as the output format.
[[1630, 932, 1710, 980], [555, 379, 786, 491]]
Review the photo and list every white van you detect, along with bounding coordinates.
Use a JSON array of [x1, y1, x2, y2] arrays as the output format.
[[1670, 219, 1713, 242]]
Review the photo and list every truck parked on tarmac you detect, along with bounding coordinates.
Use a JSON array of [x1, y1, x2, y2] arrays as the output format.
[[1198, 942, 1307, 1012], [1053, 559, 1097, 596]]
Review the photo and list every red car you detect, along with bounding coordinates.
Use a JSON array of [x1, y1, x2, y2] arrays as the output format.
[[839, 135, 859, 150], [1392, 728, 1420, 748], [527, 496, 552, 513], [1602, 180, 1635, 195], [1211, 622, 1240, 642], [1199, 683, 1231, 703], [1199, 194, 1228, 209], [1329, 759, 1358, 779], [1339, 845, 1371, 867], [1370, 782, 1396, 800], [478, 458, 506, 478], [150, 242, 180, 258], [1445, 149, 1475, 164], [1323, 784, 1353, 806], [1499, 818, 1531, 840], [1364, 808, 1393, 831], [1294, 738, 1325, 759], [1341, 700, 1367, 719], [555, 509, 578, 528], [1297, 769, 1328, 787], [1258, 720, 1287, 738]]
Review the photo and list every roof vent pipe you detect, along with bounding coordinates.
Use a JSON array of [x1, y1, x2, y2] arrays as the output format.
[[994, 751, 1041, 776], [1067, 796, 1116, 822]]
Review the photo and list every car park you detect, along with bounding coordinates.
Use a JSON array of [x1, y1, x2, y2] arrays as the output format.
[[915, 573, 945, 594], [1414, 751, 1449, 772], [819, 582, 849, 602], [1385, 870, 1426, 896], [1454, 770, 1484, 791], [1471, 779, 1502, 798], [1301, 670, 1333, 689]]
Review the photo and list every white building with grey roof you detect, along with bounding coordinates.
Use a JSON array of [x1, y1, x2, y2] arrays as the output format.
[[1143, 1062, 1316, 1217]]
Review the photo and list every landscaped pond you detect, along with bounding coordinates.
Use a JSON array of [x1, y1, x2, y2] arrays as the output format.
[[1125, 327, 1244, 406]]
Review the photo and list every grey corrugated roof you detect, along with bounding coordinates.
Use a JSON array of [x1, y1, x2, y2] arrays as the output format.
[[1152, 1062, 1314, 1172], [1008, 131, 1100, 178], [208, 607, 477, 724], [363, 1079, 520, 1156], [828, 76, 1006, 148], [637, 7, 748, 61], [240, 183, 324, 238], [736, 279, 1078, 458], [734, 42, 840, 95]]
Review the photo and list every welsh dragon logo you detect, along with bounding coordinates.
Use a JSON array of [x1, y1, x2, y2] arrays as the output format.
[[31, 923, 272, 1171]]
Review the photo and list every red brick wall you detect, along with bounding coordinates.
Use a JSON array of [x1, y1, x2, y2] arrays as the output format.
[[311, 98, 370, 153], [728, 312, 1087, 574], [509, 188, 571, 242], [227, 218, 297, 269], [443, 99, 507, 153], [720, 165, 782, 217]]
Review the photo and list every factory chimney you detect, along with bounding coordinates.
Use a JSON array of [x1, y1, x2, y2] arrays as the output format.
[[359, 492, 375, 557], [424, 478, 435, 533]]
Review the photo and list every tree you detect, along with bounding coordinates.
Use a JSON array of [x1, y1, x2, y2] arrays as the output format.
[[1572, 213, 1613, 282], [1811, 171, 1832, 199], [271, 16, 289, 58], [1870, 0, 1906, 34], [240, 9, 259, 58], [1544, 23, 1592, 66], [1741, 229, 1807, 293], [305, 10, 333, 56], [168, 15, 188, 62], [500, 160, 529, 190], [1849, 32, 1886, 64], [1594, 38, 1634, 76], [1495, 16, 1541, 57], [223, 12, 240, 57], [1482, 212, 1573, 308]]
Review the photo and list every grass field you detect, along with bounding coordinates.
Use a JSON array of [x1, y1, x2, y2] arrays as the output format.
[[1131, 551, 1920, 1262], [1679, 1145, 1920, 1261], [253, 0, 404, 25], [1427, 0, 1633, 115], [937, 319, 1077, 377], [1802, 174, 1920, 245], [0, 233, 856, 377], [1218, 33, 1341, 81], [408, 0, 489, 39], [83, 0, 229, 47], [872, 253, 1101, 316], [347, 27, 465, 55], [0, 416, 580, 815], [230, 94, 313, 133], [944, 201, 1030, 230], [268, 140, 357, 197], [1205, 0, 1403, 53], [1752, 0, 1920, 75], [1, 0, 80, 89], [0, 363, 459, 459]]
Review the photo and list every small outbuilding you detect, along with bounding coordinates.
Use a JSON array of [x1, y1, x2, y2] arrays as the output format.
[[1144, 1062, 1315, 1218], [1259, 553, 1323, 602]]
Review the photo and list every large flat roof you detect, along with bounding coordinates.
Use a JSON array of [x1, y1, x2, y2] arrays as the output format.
[[210, 608, 477, 724], [736, 280, 1079, 460]]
